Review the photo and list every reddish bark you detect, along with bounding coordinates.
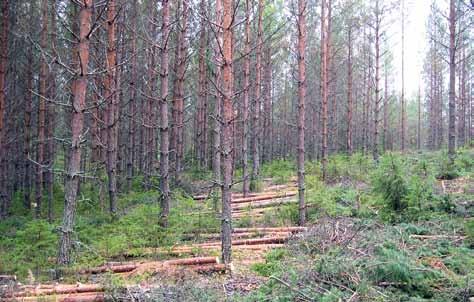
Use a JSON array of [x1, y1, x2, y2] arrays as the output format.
[[221, 0, 234, 265], [57, 0, 93, 265]]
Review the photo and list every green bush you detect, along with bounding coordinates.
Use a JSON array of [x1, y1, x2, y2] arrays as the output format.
[[372, 154, 408, 212]]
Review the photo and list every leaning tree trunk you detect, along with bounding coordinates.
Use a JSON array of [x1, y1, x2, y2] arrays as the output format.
[[57, 0, 93, 265], [159, 0, 171, 227], [296, 0, 306, 226]]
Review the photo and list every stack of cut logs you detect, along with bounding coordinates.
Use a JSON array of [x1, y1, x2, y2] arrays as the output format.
[[194, 184, 298, 220]]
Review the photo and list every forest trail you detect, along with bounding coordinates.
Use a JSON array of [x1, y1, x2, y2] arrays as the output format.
[[7, 179, 304, 302]]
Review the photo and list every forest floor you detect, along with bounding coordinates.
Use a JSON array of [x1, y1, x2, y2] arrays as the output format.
[[1, 149, 473, 301]]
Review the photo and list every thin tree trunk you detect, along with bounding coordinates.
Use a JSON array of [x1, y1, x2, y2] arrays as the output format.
[[24, 33, 33, 210], [127, 1, 138, 191], [373, 0, 381, 161], [251, 0, 264, 188], [213, 0, 222, 197], [346, 25, 353, 155], [105, 0, 118, 215], [172, 0, 188, 182], [401, 0, 406, 151], [221, 0, 234, 266], [57, 0, 93, 265], [35, 0, 49, 218], [0, 0, 8, 217], [448, 0, 456, 162], [197, 0, 208, 169], [47, 0, 57, 222], [383, 66, 389, 151], [321, 0, 329, 180], [242, 0, 251, 197], [159, 0, 171, 227], [297, 0, 306, 226]]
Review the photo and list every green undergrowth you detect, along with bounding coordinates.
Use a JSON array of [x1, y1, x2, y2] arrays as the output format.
[[245, 217, 473, 301], [0, 189, 219, 281]]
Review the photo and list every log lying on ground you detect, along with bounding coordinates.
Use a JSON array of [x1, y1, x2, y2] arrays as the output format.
[[231, 191, 297, 204], [193, 192, 260, 201], [233, 226, 307, 233], [13, 284, 104, 298], [409, 234, 466, 240], [264, 184, 297, 192], [188, 263, 226, 273], [80, 263, 138, 274], [187, 231, 291, 241], [81, 256, 218, 275], [9, 292, 105, 302], [133, 236, 289, 256], [232, 198, 297, 211]]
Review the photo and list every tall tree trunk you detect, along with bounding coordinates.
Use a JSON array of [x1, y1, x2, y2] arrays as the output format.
[[417, 86, 421, 149], [242, 0, 251, 197], [197, 0, 208, 169], [400, 0, 406, 151], [373, 0, 381, 161], [383, 66, 389, 151], [172, 0, 188, 182], [262, 48, 272, 163], [0, 0, 8, 217], [36, 0, 49, 218], [213, 0, 222, 196], [57, 0, 93, 265], [297, 0, 306, 226], [127, 0, 138, 191], [457, 49, 465, 147], [105, 0, 118, 215], [321, 0, 329, 180], [47, 0, 57, 222], [448, 0, 456, 162], [221, 0, 234, 266], [24, 33, 33, 210], [251, 0, 264, 188], [346, 25, 353, 155], [159, 0, 171, 227]]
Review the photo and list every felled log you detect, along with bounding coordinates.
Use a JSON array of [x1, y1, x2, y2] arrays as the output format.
[[409, 234, 466, 240], [81, 256, 218, 275], [231, 191, 297, 204], [13, 284, 104, 298], [233, 227, 307, 233], [10, 292, 105, 302], [165, 256, 219, 266], [187, 231, 291, 241], [193, 192, 260, 201], [232, 198, 297, 211], [188, 264, 226, 273], [80, 264, 138, 274]]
